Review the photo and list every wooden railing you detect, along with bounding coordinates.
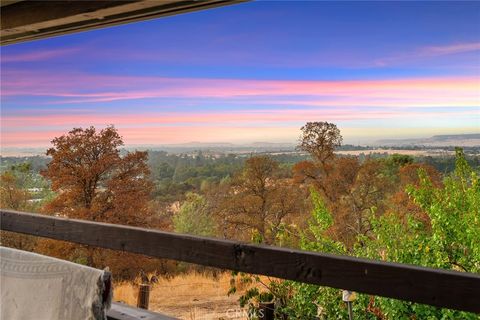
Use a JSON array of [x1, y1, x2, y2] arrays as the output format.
[[108, 302, 176, 320], [1, 209, 479, 314]]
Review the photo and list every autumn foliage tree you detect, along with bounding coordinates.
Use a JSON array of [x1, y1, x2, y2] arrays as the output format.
[[294, 122, 394, 246], [214, 156, 304, 244], [42, 126, 152, 225], [38, 126, 157, 277], [0, 164, 38, 251], [389, 162, 442, 225], [297, 121, 342, 166], [0, 170, 30, 211], [280, 150, 479, 319], [294, 122, 349, 201]]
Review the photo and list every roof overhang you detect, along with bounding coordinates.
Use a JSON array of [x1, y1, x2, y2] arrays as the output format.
[[1, 0, 246, 46]]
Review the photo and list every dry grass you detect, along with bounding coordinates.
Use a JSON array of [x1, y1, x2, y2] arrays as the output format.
[[113, 272, 253, 320]]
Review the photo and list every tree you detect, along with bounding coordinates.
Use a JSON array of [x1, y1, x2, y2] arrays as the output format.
[[38, 126, 155, 275], [42, 126, 153, 225], [389, 163, 442, 225], [354, 148, 480, 319], [294, 122, 347, 201], [215, 156, 304, 244], [297, 122, 342, 166], [269, 150, 480, 318], [295, 158, 393, 247], [333, 159, 393, 245], [0, 171, 30, 211], [0, 165, 38, 251], [173, 192, 214, 236], [294, 157, 360, 205]]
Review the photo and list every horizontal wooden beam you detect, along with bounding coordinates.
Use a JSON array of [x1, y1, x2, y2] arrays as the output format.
[[1, 210, 479, 313], [1, 0, 246, 45], [107, 302, 177, 320]]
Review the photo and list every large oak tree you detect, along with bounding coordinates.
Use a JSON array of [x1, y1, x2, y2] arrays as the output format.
[[42, 126, 152, 225], [297, 121, 342, 166], [294, 122, 394, 246], [39, 126, 158, 276]]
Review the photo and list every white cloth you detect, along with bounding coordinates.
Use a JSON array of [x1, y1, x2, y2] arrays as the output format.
[[0, 246, 112, 320]]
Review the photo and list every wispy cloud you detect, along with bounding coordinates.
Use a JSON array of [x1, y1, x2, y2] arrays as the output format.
[[1, 47, 80, 63], [375, 41, 480, 67], [2, 67, 478, 147], [420, 42, 480, 56], [3, 108, 476, 128], [2, 70, 478, 108]]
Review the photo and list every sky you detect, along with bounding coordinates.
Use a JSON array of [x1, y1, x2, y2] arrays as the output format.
[[1, 1, 479, 148]]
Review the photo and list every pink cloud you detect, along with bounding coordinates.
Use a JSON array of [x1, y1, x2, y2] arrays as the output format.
[[2, 109, 477, 148], [2, 71, 478, 108], [1, 126, 298, 147], [2, 68, 478, 148], [2, 108, 476, 133]]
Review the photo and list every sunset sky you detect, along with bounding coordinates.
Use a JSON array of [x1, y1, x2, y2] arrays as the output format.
[[1, 1, 479, 148]]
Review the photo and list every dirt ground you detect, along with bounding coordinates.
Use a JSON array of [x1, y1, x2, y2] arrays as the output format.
[[113, 272, 251, 320]]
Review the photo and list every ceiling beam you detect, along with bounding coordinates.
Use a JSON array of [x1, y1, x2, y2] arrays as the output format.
[[1, 0, 246, 46]]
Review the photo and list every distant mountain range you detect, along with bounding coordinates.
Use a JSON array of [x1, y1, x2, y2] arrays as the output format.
[[135, 141, 297, 153], [143, 134, 480, 151], [2, 134, 478, 157], [375, 134, 480, 147]]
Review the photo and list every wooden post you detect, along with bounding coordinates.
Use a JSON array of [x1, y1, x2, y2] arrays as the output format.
[[347, 301, 353, 320], [342, 290, 356, 320], [258, 301, 274, 320], [137, 284, 151, 310]]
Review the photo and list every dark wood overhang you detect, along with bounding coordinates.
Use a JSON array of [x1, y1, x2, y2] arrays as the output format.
[[1, 0, 245, 45]]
